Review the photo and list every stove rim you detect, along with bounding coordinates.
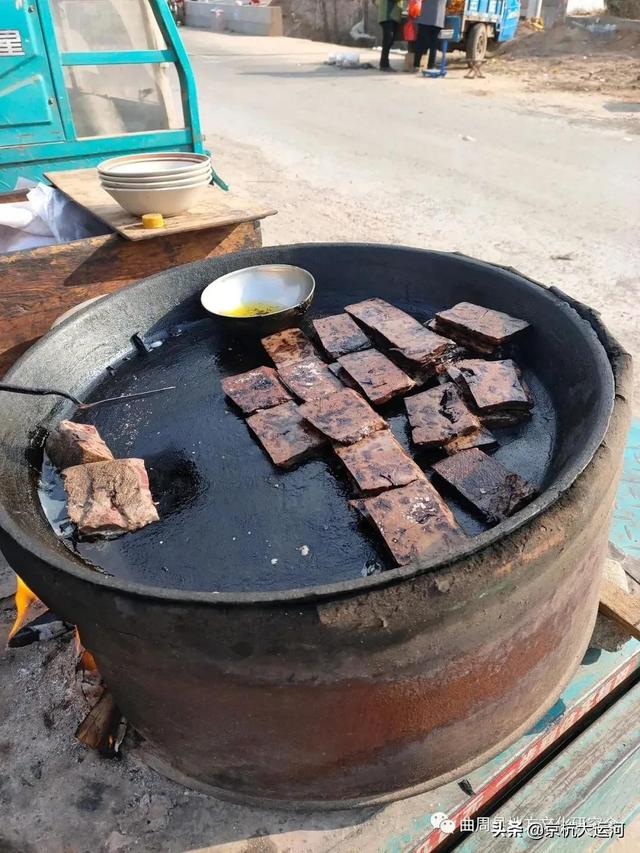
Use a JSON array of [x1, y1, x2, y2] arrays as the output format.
[[0, 244, 617, 606]]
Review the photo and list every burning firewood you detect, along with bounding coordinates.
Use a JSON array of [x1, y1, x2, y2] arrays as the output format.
[[7, 610, 73, 648], [6, 574, 72, 649], [74, 689, 127, 757], [6, 577, 128, 757], [75, 690, 118, 749], [74, 630, 128, 757]]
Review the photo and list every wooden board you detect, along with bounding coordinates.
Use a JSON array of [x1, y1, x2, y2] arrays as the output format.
[[600, 576, 640, 640], [598, 544, 640, 640], [45, 167, 277, 241], [457, 680, 640, 852], [0, 219, 261, 377]]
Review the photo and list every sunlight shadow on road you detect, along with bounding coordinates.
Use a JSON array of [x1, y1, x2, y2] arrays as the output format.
[[603, 101, 640, 113]]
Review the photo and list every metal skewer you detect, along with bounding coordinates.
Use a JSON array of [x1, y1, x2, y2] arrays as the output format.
[[0, 383, 176, 408]]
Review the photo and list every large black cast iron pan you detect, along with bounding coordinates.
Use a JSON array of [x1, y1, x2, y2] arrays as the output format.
[[0, 244, 615, 599]]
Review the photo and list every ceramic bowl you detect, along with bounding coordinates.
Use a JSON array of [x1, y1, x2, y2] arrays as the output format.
[[100, 170, 212, 191], [98, 152, 211, 180], [103, 179, 211, 217]]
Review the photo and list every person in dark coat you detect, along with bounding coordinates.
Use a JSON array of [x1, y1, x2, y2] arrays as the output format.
[[413, 0, 447, 71], [377, 0, 402, 72]]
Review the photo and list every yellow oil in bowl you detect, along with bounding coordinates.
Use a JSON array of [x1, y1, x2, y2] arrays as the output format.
[[221, 302, 283, 318]]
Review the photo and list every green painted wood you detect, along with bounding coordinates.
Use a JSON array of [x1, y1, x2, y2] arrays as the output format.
[[6, 130, 195, 166], [36, 0, 77, 140], [457, 680, 640, 851], [611, 419, 640, 559], [0, 0, 66, 147], [0, 0, 213, 189], [60, 49, 175, 66]]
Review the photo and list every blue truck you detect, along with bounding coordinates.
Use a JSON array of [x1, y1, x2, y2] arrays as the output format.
[[444, 0, 521, 61]]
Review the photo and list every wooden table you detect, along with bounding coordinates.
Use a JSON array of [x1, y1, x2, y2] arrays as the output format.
[[0, 188, 267, 376]]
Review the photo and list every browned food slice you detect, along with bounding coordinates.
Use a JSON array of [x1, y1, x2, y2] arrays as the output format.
[[63, 458, 159, 537], [345, 298, 454, 367], [221, 366, 292, 414], [261, 328, 317, 365], [46, 420, 114, 470], [337, 349, 415, 405], [447, 359, 532, 416], [334, 431, 425, 494], [360, 479, 466, 566], [313, 314, 370, 359], [431, 302, 530, 353], [432, 448, 537, 524], [427, 319, 495, 356], [299, 388, 388, 445], [444, 427, 497, 455], [405, 382, 481, 448], [277, 356, 344, 402], [247, 401, 326, 467]]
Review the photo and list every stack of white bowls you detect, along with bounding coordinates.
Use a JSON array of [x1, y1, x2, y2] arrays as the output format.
[[98, 152, 212, 217]]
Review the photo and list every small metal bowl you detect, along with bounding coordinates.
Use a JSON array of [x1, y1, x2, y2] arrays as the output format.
[[200, 264, 315, 335]]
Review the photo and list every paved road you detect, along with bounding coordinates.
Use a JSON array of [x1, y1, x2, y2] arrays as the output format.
[[184, 29, 640, 409]]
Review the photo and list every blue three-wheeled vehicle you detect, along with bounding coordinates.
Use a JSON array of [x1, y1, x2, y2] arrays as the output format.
[[446, 0, 521, 61]]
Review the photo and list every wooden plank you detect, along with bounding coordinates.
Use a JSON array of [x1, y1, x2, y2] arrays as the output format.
[[599, 575, 640, 640], [74, 689, 121, 752], [45, 168, 276, 241], [0, 219, 261, 377], [456, 680, 640, 851], [0, 189, 29, 204]]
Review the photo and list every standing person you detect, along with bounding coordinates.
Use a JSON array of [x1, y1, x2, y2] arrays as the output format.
[[377, 0, 402, 72], [413, 0, 447, 72]]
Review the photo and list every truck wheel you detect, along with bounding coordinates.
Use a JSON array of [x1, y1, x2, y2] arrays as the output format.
[[466, 24, 488, 62]]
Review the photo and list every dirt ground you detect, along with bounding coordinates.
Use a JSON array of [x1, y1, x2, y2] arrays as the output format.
[[490, 21, 640, 98], [1, 25, 640, 853]]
